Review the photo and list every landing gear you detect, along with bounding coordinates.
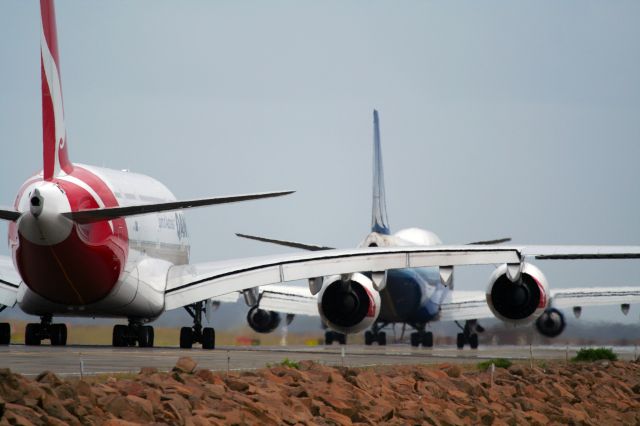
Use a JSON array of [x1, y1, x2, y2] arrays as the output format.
[[410, 330, 433, 348], [364, 322, 387, 346], [456, 320, 481, 349], [25, 315, 67, 346], [112, 320, 154, 348], [181, 301, 215, 349], [325, 330, 346, 345], [0, 306, 10, 345], [0, 322, 10, 345]]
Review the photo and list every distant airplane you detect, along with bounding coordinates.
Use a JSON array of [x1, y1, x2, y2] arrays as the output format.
[[1, 1, 640, 350], [236, 110, 640, 348]]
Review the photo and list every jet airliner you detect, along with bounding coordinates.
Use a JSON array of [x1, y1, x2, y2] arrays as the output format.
[[237, 110, 640, 348], [1, 1, 639, 349]]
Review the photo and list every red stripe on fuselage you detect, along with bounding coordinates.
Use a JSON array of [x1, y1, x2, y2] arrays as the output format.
[[12, 167, 129, 305], [533, 276, 547, 309]]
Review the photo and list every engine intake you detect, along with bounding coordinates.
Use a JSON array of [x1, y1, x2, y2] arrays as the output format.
[[318, 273, 381, 334], [246, 306, 281, 334], [535, 307, 566, 338], [486, 262, 549, 325]]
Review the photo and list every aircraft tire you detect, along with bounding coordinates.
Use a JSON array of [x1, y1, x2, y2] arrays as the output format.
[[337, 333, 347, 345], [0, 323, 10, 345], [180, 327, 193, 349], [364, 331, 373, 345], [377, 331, 386, 346], [324, 331, 334, 345], [112, 325, 127, 347], [469, 333, 479, 349], [138, 326, 154, 348], [202, 327, 215, 349], [456, 333, 465, 349], [422, 331, 433, 348], [410, 332, 420, 347], [50, 324, 67, 346], [25, 323, 41, 346]]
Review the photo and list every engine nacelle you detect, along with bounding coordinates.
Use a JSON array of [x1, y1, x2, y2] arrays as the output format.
[[246, 306, 281, 334], [317, 273, 381, 334], [486, 262, 549, 325], [535, 307, 566, 337]]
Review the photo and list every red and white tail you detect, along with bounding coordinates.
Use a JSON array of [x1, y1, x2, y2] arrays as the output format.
[[40, 0, 72, 180]]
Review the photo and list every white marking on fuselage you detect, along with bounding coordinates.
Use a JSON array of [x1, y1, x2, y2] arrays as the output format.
[[40, 25, 66, 178]]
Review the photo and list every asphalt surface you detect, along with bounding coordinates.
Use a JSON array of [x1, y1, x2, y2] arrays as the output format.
[[1, 344, 638, 377]]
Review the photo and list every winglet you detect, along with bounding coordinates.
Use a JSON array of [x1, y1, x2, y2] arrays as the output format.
[[40, 0, 73, 181], [371, 109, 390, 234]]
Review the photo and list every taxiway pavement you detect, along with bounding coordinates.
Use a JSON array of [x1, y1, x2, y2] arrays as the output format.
[[1, 344, 637, 377]]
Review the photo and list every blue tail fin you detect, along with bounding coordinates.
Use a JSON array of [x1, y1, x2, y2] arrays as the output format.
[[371, 110, 390, 235]]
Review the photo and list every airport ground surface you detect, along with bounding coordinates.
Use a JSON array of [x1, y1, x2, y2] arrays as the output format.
[[1, 343, 638, 377]]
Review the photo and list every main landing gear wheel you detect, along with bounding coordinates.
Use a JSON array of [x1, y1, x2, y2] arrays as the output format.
[[456, 320, 481, 349], [25, 315, 67, 346], [410, 330, 433, 348], [325, 330, 346, 345], [181, 301, 216, 349], [50, 324, 67, 346], [0, 323, 10, 345], [364, 325, 387, 346], [112, 321, 154, 348]]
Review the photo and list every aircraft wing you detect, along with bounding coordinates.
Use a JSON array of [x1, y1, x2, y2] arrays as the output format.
[[164, 244, 640, 311], [257, 284, 318, 316], [164, 245, 522, 310], [550, 287, 640, 309], [0, 256, 20, 307]]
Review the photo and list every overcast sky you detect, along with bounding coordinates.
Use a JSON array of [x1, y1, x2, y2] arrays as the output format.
[[0, 1, 639, 325]]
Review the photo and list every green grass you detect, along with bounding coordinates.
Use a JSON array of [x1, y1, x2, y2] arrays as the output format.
[[477, 358, 512, 371], [572, 347, 618, 362], [279, 358, 300, 369]]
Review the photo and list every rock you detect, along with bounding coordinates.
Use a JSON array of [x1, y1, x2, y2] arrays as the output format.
[[444, 365, 462, 378], [40, 393, 80, 425], [35, 371, 62, 387], [102, 420, 143, 426], [321, 408, 353, 425], [174, 356, 198, 373], [139, 366, 158, 375], [508, 365, 525, 376], [226, 378, 249, 392], [3, 401, 49, 425], [194, 369, 216, 383], [0, 369, 25, 403], [53, 383, 76, 400], [104, 395, 154, 423]]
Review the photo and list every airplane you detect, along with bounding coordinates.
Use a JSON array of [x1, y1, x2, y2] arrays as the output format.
[[2, 1, 640, 350], [236, 110, 640, 348]]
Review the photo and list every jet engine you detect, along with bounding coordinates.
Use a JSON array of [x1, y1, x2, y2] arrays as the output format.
[[317, 273, 381, 334], [246, 306, 281, 333], [535, 307, 566, 337], [486, 262, 549, 325]]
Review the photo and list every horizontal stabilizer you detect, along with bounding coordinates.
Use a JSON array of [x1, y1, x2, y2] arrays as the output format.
[[236, 233, 333, 251], [467, 237, 511, 245], [64, 191, 294, 224], [0, 208, 21, 222]]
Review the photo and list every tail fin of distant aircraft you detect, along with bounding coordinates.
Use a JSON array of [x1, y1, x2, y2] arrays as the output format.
[[371, 109, 390, 235], [40, 0, 72, 180]]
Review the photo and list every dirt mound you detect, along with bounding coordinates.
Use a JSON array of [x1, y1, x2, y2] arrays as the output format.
[[1, 358, 639, 425]]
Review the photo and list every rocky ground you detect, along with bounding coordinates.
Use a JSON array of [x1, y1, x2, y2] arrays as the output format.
[[0, 357, 639, 426]]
